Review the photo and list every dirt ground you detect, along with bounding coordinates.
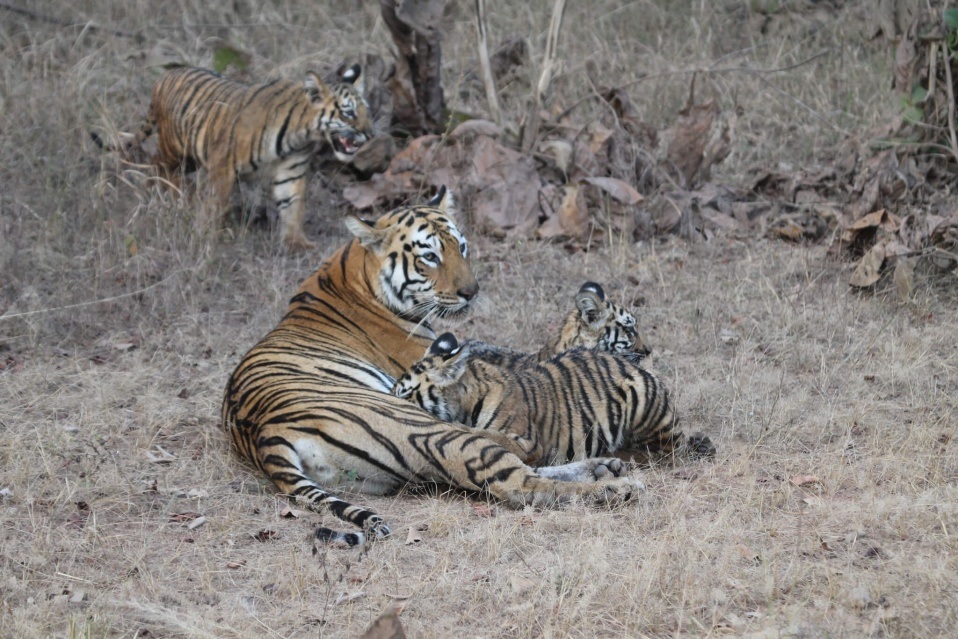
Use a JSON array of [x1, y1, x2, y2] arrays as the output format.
[[2, 1, 957, 638]]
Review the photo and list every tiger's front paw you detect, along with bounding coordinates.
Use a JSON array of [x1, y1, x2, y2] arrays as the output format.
[[592, 477, 646, 506]]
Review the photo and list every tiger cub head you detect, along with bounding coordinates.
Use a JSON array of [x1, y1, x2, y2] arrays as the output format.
[[304, 64, 373, 162], [392, 332, 469, 421], [345, 187, 479, 322], [554, 282, 650, 358]]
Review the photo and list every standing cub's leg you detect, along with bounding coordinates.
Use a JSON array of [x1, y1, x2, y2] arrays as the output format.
[[272, 154, 315, 251]]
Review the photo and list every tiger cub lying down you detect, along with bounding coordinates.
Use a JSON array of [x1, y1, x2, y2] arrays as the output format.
[[467, 281, 651, 371], [393, 332, 716, 467]]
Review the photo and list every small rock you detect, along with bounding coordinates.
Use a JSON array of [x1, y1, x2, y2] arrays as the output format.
[[848, 586, 872, 609]]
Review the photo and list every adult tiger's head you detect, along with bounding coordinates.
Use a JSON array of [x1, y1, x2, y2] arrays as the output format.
[[305, 64, 373, 162], [392, 332, 469, 421], [345, 187, 479, 322], [563, 282, 651, 358]]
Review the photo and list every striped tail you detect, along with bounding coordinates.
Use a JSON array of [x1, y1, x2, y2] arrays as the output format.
[[288, 481, 391, 547]]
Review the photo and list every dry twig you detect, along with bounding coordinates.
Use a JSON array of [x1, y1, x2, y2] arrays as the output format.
[[474, 0, 501, 125]]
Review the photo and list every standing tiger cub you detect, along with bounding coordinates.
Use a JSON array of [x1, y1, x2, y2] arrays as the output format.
[[95, 64, 373, 251], [393, 333, 716, 467], [222, 188, 644, 547]]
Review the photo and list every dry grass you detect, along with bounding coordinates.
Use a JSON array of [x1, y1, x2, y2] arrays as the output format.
[[2, 1, 957, 637]]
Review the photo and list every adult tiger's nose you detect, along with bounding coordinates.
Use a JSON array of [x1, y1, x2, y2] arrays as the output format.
[[457, 281, 479, 301]]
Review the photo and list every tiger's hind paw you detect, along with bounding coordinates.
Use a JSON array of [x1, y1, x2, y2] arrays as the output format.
[[590, 457, 626, 479], [593, 477, 646, 506], [537, 457, 626, 483], [687, 433, 716, 460]]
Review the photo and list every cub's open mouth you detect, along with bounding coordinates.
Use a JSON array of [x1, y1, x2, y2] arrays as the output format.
[[330, 132, 364, 156]]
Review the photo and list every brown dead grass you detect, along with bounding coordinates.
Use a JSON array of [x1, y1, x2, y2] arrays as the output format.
[[2, 1, 957, 637]]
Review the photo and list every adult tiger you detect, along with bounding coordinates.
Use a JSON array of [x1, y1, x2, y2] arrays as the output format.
[[95, 64, 372, 251], [393, 333, 717, 466], [221, 188, 643, 546]]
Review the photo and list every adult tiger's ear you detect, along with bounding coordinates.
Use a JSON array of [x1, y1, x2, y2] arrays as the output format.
[[344, 214, 387, 248], [426, 185, 456, 217], [575, 286, 605, 326], [341, 63, 364, 94], [304, 71, 331, 102]]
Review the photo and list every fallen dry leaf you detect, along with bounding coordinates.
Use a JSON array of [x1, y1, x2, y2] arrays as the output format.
[[537, 183, 587, 240], [893, 257, 915, 300], [359, 609, 407, 639], [405, 526, 423, 545], [470, 503, 496, 518], [849, 240, 887, 288], [665, 88, 719, 187], [253, 529, 278, 542], [580, 176, 643, 205], [335, 590, 366, 606], [186, 516, 207, 531], [510, 574, 537, 594]]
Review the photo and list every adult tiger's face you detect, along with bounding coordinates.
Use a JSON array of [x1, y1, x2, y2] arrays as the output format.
[[304, 64, 373, 162], [392, 332, 468, 421], [345, 187, 479, 322]]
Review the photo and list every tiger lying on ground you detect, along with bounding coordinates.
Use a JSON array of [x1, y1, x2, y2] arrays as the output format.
[[94, 64, 372, 251], [393, 333, 716, 466], [464, 281, 650, 371], [221, 187, 644, 546]]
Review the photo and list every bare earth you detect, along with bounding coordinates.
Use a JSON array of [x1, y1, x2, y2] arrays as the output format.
[[1, 1, 956, 637]]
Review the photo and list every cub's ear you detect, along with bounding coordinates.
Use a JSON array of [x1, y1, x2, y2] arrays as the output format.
[[304, 72, 331, 102], [431, 332, 460, 356], [578, 281, 605, 301], [341, 63, 364, 94], [575, 287, 604, 326], [426, 185, 456, 217], [344, 215, 386, 247]]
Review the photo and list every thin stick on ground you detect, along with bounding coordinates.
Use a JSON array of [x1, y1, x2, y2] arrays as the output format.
[[475, 0, 501, 126], [942, 41, 958, 165], [521, 0, 566, 151]]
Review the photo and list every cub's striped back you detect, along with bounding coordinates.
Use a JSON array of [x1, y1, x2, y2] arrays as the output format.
[[393, 333, 716, 466]]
